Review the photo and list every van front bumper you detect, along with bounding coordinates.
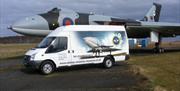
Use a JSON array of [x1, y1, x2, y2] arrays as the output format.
[[23, 55, 41, 69]]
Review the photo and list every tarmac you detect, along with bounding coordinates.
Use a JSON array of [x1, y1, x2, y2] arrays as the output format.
[[0, 59, 150, 91]]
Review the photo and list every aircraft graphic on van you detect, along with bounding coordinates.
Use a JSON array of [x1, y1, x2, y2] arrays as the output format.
[[83, 37, 121, 57]]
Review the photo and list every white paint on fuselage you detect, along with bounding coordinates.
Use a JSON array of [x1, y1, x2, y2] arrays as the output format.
[[11, 27, 51, 36]]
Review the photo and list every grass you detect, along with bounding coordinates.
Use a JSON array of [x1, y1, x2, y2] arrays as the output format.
[[0, 44, 36, 60], [128, 52, 180, 91]]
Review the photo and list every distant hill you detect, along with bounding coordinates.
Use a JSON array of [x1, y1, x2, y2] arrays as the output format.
[[162, 36, 180, 42], [0, 36, 43, 44]]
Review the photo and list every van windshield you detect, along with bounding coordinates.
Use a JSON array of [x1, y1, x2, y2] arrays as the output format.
[[36, 37, 55, 48]]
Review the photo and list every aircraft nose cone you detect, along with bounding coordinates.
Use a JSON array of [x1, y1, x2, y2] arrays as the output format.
[[11, 15, 49, 34], [7, 26, 12, 30]]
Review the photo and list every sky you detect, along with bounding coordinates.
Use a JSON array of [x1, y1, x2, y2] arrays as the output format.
[[0, 0, 180, 38]]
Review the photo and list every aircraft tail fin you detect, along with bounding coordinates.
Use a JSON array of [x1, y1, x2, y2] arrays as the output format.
[[142, 3, 162, 22]]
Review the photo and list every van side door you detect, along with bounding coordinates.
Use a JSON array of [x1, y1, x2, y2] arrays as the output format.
[[56, 37, 72, 66], [46, 36, 72, 66]]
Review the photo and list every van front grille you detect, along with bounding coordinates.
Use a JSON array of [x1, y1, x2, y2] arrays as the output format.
[[24, 55, 31, 61]]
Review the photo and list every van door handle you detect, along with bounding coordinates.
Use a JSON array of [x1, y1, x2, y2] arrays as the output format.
[[72, 50, 74, 53], [68, 50, 70, 53]]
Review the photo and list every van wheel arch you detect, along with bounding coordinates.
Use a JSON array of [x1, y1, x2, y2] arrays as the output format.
[[107, 55, 115, 63], [40, 59, 56, 68]]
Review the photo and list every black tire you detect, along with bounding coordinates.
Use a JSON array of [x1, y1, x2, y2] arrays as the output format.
[[154, 48, 165, 53], [103, 57, 114, 68], [40, 61, 55, 75], [160, 48, 165, 53]]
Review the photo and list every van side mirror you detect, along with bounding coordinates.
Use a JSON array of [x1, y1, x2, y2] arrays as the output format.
[[45, 45, 54, 53], [49, 45, 54, 50]]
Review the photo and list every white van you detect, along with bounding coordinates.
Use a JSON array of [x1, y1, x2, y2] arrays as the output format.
[[24, 25, 129, 74]]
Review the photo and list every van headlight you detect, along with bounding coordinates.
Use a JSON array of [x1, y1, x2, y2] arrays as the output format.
[[30, 53, 36, 61]]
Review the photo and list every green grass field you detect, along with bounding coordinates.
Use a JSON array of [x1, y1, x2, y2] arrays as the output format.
[[128, 52, 180, 91], [0, 43, 180, 91], [0, 44, 36, 60]]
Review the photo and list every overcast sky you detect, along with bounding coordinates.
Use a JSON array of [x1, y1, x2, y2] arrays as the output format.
[[0, 0, 180, 37]]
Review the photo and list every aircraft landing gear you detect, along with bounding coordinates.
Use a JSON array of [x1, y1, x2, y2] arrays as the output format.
[[153, 43, 164, 53], [151, 32, 165, 53], [153, 40, 165, 53]]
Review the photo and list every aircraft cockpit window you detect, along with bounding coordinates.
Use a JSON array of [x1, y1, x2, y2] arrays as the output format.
[[48, 8, 60, 13]]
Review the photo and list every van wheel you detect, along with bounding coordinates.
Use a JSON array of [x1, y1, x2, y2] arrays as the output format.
[[40, 61, 55, 75], [103, 57, 114, 68]]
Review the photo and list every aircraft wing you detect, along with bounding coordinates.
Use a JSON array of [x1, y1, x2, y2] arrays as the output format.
[[127, 22, 180, 38], [94, 20, 180, 38], [99, 45, 113, 48], [100, 48, 121, 52], [88, 48, 121, 53]]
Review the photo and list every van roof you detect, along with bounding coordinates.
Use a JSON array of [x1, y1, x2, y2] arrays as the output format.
[[56, 25, 125, 31], [49, 25, 126, 37]]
